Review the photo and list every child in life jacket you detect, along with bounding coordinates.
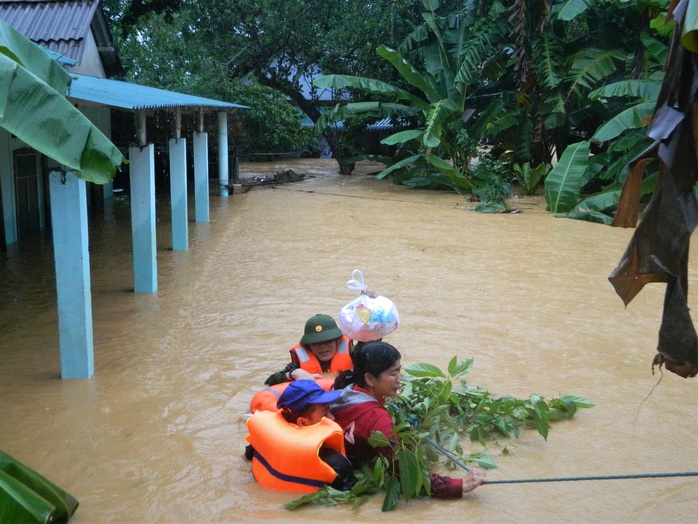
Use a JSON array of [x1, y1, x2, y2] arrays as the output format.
[[264, 314, 353, 386], [245, 380, 357, 492]]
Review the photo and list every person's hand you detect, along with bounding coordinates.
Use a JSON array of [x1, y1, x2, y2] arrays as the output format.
[[462, 468, 486, 494], [289, 368, 317, 381]]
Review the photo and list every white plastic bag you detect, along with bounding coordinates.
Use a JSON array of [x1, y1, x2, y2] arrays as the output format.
[[339, 270, 400, 342]]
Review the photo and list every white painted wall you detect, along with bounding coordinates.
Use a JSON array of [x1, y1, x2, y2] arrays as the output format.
[[66, 29, 106, 78]]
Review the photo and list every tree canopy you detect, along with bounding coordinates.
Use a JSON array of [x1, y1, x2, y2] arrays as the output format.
[[106, 0, 461, 169], [105, 0, 682, 222]]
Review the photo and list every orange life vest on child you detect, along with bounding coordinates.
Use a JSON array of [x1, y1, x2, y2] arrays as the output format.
[[249, 377, 335, 413], [289, 336, 353, 375], [246, 410, 346, 492]]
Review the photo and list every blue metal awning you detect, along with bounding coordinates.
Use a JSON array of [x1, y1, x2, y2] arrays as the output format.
[[67, 73, 248, 111]]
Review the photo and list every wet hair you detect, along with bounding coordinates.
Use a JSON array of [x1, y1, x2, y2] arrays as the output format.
[[334, 340, 401, 390], [280, 403, 317, 424]]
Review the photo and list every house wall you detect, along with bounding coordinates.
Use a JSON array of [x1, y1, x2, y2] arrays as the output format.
[[66, 29, 105, 78]]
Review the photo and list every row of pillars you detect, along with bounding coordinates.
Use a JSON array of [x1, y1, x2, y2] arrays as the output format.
[[49, 108, 231, 378], [131, 109, 229, 292]]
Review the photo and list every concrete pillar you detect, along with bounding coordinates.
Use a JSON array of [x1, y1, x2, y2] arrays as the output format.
[[49, 171, 94, 379], [218, 112, 229, 197], [194, 131, 209, 222], [129, 145, 157, 293], [169, 138, 188, 250]]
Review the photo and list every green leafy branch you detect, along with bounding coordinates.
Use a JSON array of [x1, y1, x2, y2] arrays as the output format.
[[285, 356, 593, 511]]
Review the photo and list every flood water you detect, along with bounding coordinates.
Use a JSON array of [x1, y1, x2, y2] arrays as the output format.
[[1, 159, 697, 523]]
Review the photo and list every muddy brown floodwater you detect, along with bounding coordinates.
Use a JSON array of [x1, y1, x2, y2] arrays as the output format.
[[1, 159, 698, 523]]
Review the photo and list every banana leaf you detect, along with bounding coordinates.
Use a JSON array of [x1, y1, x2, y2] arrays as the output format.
[[0, 451, 79, 523], [557, 0, 591, 21], [376, 45, 440, 103], [424, 153, 473, 192], [312, 74, 424, 107], [589, 79, 662, 102], [544, 140, 590, 213], [592, 102, 656, 143], [0, 21, 123, 184], [567, 48, 626, 93], [314, 101, 417, 135], [380, 129, 424, 145], [375, 154, 422, 179], [680, 0, 698, 53], [0, 21, 69, 94], [423, 99, 459, 148]]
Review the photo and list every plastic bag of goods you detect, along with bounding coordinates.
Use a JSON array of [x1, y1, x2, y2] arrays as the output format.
[[339, 269, 400, 342]]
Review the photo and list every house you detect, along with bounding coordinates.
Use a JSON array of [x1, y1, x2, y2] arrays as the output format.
[[0, 0, 248, 378]]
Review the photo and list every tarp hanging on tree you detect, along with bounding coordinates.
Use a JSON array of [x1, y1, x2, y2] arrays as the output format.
[[0, 451, 79, 524], [609, 0, 698, 378]]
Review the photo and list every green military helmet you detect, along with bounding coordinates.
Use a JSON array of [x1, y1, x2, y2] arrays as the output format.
[[300, 314, 343, 345]]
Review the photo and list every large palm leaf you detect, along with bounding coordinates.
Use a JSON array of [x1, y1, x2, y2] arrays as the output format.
[[544, 140, 590, 212], [0, 21, 124, 184]]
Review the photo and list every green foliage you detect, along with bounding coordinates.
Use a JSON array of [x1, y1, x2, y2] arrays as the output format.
[[513, 162, 552, 196], [286, 357, 593, 511], [205, 79, 314, 154], [537, 0, 671, 222], [313, 0, 510, 193], [544, 141, 591, 213], [108, 0, 676, 218], [108, 0, 433, 164], [0, 21, 124, 183], [471, 155, 512, 212], [113, 10, 312, 154], [0, 451, 79, 524]]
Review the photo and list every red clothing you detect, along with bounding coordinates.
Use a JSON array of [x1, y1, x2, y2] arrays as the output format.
[[331, 385, 463, 499]]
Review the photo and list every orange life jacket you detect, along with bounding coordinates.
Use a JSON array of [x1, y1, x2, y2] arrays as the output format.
[[290, 336, 353, 375], [249, 377, 335, 413], [246, 410, 345, 492]]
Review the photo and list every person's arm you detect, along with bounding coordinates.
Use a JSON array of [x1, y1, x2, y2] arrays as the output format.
[[430, 468, 486, 498], [362, 405, 486, 499], [264, 362, 300, 385], [430, 473, 463, 498]]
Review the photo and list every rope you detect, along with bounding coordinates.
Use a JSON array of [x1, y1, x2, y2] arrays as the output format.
[[486, 471, 698, 485], [427, 438, 470, 472], [426, 439, 698, 485]]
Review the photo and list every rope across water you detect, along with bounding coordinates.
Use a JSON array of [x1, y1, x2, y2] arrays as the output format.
[[485, 470, 698, 485], [427, 438, 698, 485]]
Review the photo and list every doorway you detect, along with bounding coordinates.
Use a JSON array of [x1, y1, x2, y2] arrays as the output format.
[[14, 149, 42, 241]]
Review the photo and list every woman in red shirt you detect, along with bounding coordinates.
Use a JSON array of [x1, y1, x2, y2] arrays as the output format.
[[331, 340, 486, 498]]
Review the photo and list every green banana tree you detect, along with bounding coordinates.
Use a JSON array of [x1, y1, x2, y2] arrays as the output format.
[[0, 451, 79, 524], [0, 21, 124, 183], [543, 0, 670, 218], [313, 0, 508, 193]]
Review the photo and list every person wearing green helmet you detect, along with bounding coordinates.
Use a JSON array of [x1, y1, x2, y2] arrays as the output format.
[[264, 314, 354, 386]]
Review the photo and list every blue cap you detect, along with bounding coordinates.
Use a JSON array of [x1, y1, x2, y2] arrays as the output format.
[[277, 380, 342, 411]]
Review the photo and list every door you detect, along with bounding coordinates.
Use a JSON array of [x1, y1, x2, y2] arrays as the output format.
[[14, 150, 41, 241]]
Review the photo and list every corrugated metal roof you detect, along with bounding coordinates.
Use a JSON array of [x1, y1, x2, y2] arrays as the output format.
[[299, 111, 405, 131], [68, 73, 249, 111], [0, 0, 97, 64], [367, 117, 405, 131]]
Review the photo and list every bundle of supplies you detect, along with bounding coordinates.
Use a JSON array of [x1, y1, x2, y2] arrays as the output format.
[[338, 269, 400, 342]]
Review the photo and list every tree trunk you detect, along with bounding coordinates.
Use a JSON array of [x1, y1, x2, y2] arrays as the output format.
[[323, 127, 354, 175], [294, 98, 354, 176]]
